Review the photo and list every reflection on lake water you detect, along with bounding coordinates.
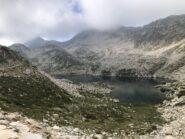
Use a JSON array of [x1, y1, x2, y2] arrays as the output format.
[[54, 75, 165, 104]]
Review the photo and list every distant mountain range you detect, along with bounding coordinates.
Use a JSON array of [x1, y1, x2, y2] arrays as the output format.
[[10, 14, 185, 80], [24, 36, 67, 48]]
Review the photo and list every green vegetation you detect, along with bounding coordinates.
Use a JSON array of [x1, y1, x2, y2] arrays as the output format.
[[0, 76, 164, 135], [0, 76, 71, 121], [68, 96, 164, 135]]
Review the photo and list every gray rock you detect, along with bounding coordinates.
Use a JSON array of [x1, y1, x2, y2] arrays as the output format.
[[20, 132, 42, 139]]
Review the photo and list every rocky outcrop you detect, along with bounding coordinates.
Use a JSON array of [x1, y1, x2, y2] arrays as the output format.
[[142, 82, 185, 139], [0, 110, 89, 139]]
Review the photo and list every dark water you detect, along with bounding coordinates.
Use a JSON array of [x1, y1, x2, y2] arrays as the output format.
[[54, 75, 165, 104]]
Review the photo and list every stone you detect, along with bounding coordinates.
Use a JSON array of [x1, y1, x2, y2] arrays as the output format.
[[163, 126, 173, 135], [0, 129, 18, 139], [25, 69, 32, 75], [164, 135, 176, 139], [20, 132, 43, 139], [0, 125, 6, 130], [6, 113, 20, 121], [0, 120, 9, 125], [10, 121, 29, 133], [73, 128, 79, 132], [53, 113, 59, 119], [53, 125, 61, 131]]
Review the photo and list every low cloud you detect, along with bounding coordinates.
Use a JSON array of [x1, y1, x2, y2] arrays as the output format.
[[0, 0, 185, 45], [0, 0, 85, 45], [80, 0, 185, 28]]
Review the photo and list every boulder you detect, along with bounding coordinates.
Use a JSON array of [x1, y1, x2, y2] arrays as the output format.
[[10, 121, 29, 133], [20, 132, 42, 139], [0, 129, 18, 139]]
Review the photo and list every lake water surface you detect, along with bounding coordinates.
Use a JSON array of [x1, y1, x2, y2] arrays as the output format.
[[55, 75, 165, 104]]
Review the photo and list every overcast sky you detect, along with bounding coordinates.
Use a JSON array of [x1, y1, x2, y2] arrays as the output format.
[[0, 0, 185, 46]]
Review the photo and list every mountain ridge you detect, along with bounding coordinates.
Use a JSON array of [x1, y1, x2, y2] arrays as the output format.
[[23, 14, 185, 49], [10, 14, 185, 80]]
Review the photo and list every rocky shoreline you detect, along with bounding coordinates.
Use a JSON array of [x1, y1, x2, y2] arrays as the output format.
[[142, 82, 185, 139]]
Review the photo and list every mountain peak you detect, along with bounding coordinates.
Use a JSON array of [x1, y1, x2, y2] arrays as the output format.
[[29, 36, 44, 42], [25, 37, 45, 48]]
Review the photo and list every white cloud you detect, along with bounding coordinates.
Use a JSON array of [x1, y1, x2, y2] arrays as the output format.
[[80, 0, 185, 28], [0, 0, 85, 45], [0, 0, 185, 45], [0, 38, 14, 46], [80, 0, 125, 30]]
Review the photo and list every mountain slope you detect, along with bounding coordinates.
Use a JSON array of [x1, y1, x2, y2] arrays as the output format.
[[10, 43, 31, 59], [0, 45, 72, 123], [10, 43, 87, 74], [133, 15, 185, 46], [61, 15, 185, 80], [30, 47, 86, 74], [10, 14, 185, 80], [65, 15, 185, 49], [0, 45, 35, 76]]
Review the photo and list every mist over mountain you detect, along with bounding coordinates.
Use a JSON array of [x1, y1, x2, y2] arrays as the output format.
[[25, 37, 45, 48], [10, 15, 185, 81]]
